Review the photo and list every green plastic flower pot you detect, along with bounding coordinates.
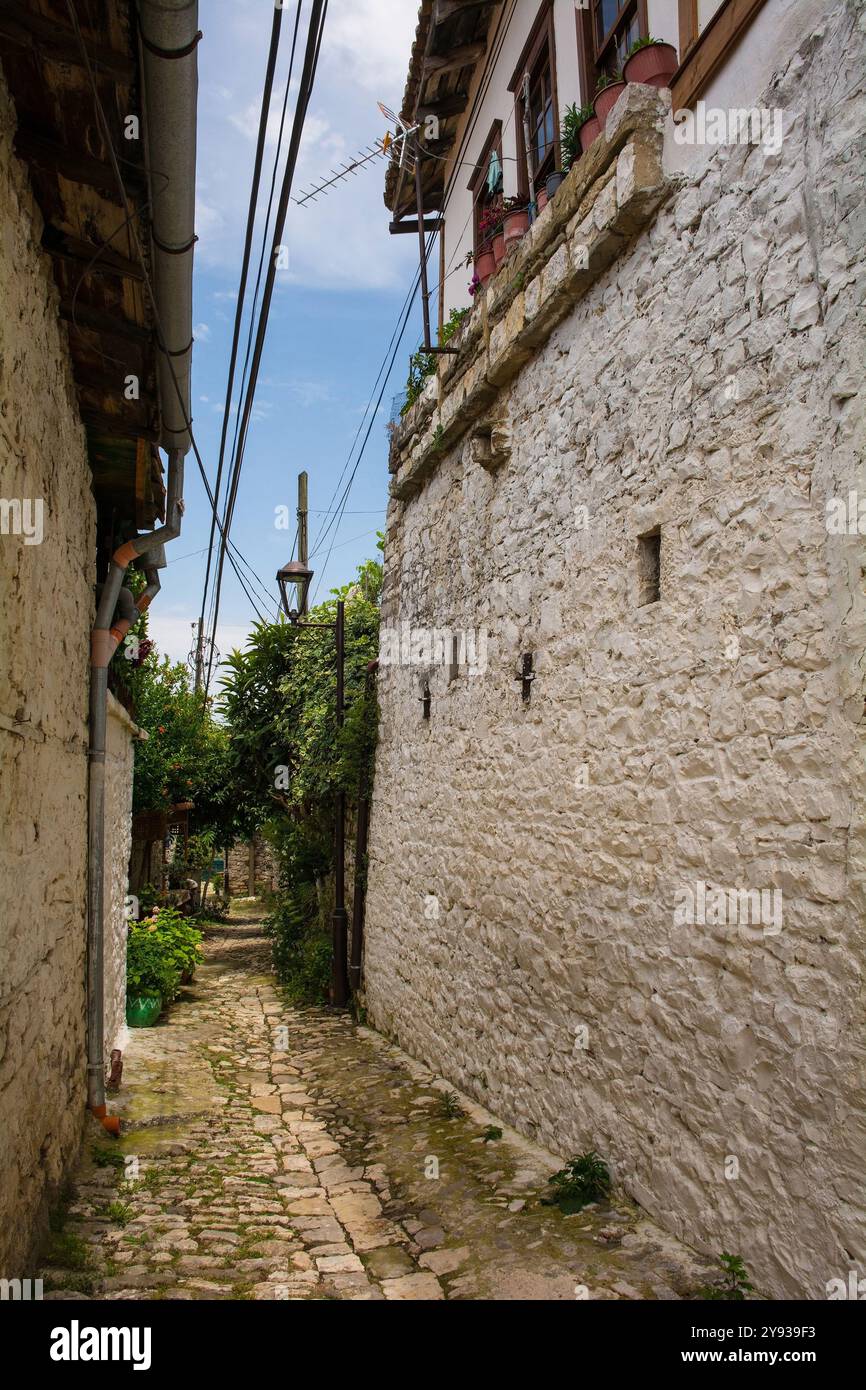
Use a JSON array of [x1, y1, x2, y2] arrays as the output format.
[[126, 993, 162, 1027]]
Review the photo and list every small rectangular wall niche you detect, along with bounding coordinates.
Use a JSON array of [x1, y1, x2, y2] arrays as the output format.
[[637, 528, 661, 606]]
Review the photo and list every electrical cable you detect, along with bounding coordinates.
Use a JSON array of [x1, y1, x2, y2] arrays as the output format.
[[195, 1, 290, 682], [204, 0, 330, 694]]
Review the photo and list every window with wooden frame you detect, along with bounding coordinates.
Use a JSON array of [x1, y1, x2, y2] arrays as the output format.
[[469, 119, 503, 253], [671, 0, 769, 112], [509, 0, 560, 201], [575, 0, 648, 101]]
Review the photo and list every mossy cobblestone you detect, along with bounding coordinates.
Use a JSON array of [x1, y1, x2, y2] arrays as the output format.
[[41, 907, 716, 1301]]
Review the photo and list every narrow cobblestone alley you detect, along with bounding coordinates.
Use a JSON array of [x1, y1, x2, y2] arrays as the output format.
[[41, 908, 718, 1302]]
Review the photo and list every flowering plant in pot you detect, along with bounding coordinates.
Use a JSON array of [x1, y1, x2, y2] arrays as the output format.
[[502, 195, 529, 246], [593, 69, 626, 127], [623, 35, 678, 88], [478, 199, 506, 266]]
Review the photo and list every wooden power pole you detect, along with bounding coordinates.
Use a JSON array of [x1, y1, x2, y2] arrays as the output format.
[[297, 470, 308, 615]]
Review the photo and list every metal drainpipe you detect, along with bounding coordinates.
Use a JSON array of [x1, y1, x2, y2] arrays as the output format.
[[86, 453, 184, 1128], [84, 0, 198, 1129]]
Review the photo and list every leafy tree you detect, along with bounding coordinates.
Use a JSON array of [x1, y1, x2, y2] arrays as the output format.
[[218, 556, 382, 995]]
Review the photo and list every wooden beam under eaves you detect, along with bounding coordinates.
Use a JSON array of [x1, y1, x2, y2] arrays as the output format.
[[13, 129, 146, 201], [417, 92, 469, 120], [433, 0, 502, 23], [81, 410, 160, 445], [0, 0, 136, 81], [42, 226, 145, 283], [389, 217, 442, 235], [60, 302, 151, 344], [422, 42, 486, 77]]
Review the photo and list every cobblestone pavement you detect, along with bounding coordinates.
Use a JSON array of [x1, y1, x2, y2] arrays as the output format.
[[41, 907, 719, 1301]]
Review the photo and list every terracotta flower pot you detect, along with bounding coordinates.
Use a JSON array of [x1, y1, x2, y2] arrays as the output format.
[[593, 80, 627, 128], [503, 206, 529, 245], [475, 244, 496, 282], [492, 231, 506, 266], [623, 42, 678, 89], [578, 114, 601, 152], [536, 187, 548, 213]]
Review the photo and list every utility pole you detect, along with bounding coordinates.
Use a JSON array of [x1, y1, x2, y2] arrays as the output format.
[[193, 619, 204, 691], [297, 470, 308, 615]]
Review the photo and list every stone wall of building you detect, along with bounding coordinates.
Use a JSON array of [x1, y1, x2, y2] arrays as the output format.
[[0, 65, 96, 1273], [363, 5, 866, 1298], [104, 696, 142, 1061], [227, 833, 279, 897]]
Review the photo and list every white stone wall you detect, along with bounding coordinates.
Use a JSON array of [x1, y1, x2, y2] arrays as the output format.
[[0, 64, 95, 1273], [365, 3, 866, 1298], [104, 695, 141, 1059]]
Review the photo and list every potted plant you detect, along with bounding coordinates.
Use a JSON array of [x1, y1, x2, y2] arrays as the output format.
[[479, 199, 506, 267], [502, 195, 529, 247], [545, 170, 565, 200], [125, 920, 175, 1026], [125, 907, 202, 1025], [475, 240, 496, 283], [562, 103, 591, 168], [593, 70, 626, 128], [623, 35, 678, 88]]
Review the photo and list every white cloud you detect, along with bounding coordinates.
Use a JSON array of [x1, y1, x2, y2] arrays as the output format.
[[147, 608, 257, 672], [194, 0, 418, 291], [193, 322, 211, 342]]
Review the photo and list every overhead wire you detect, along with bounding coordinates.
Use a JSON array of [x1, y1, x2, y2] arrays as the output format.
[[195, 1, 290, 680], [204, 0, 330, 694], [65, 0, 270, 632]]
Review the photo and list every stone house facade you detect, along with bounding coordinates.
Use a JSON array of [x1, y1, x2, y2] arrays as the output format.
[[364, 0, 866, 1297], [0, 0, 198, 1275]]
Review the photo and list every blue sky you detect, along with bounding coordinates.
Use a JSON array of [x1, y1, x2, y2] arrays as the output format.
[[148, 0, 421, 670]]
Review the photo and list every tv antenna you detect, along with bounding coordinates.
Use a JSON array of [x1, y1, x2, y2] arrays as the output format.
[[293, 101, 419, 208]]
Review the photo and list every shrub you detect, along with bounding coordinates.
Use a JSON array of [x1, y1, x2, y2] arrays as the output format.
[[699, 1253, 755, 1301], [266, 881, 331, 1005], [547, 1151, 611, 1212], [126, 907, 202, 1001]]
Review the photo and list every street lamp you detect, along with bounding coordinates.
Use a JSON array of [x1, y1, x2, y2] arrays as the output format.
[[276, 560, 314, 621], [275, 560, 349, 1007]]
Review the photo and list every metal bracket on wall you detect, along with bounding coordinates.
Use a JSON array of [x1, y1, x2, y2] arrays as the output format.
[[516, 653, 535, 703]]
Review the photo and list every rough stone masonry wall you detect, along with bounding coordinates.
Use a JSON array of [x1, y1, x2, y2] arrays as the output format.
[[104, 696, 140, 1061], [0, 65, 96, 1273], [363, 5, 866, 1299], [227, 834, 279, 897]]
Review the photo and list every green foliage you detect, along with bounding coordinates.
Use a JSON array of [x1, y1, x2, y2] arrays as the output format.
[[126, 907, 202, 1001], [125, 652, 246, 844], [401, 307, 470, 414], [548, 1151, 611, 1212], [439, 1090, 463, 1119], [44, 1231, 89, 1271], [482, 1125, 503, 1143], [91, 1145, 125, 1170], [595, 69, 623, 92], [220, 555, 381, 996], [138, 883, 158, 916], [266, 881, 332, 1004], [561, 102, 595, 170], [627, 34, 662, 54], [699, 1253, 755, 1301], [106, 1201, 133, 1226]]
